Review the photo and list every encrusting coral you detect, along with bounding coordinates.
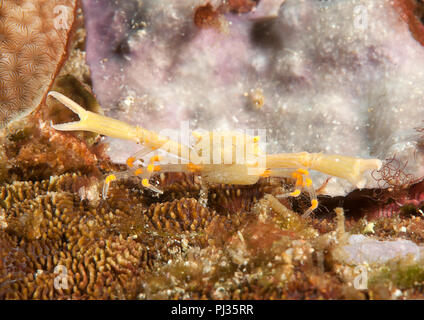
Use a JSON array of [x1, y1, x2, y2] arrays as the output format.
[[0, 171, 274, 299], [0, 115, 105, 183], [1, 169, 424, 299], [0, 0, 77, 127], [0, 173, 184, 299]]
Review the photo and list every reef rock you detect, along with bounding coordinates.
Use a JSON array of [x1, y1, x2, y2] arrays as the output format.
[[341, 234, 422, 265]]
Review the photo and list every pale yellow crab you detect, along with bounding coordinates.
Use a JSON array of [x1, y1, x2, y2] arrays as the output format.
[[47, 91, 382, 217]]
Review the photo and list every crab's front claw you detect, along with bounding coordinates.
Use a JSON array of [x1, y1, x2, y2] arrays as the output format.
[[48, 91, 140, 142], [266, 152, 382, 188], [308, 154, 382, 188]]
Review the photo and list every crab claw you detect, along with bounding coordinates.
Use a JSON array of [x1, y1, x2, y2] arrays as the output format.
[[47, 91, 139, 141]]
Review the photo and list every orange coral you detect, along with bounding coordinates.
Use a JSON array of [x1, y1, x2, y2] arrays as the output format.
[[1, 116, 105, 181], [0, 0, 77, 127], [194, 3, 222, 30]]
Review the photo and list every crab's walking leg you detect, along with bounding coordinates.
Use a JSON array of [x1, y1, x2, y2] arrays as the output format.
[[126, 146, 157, 167], [102, 147, 166, 198], [266, 153, 381, 216], [270, 168, 318, 217], [102, 165, 163, 199], [290, 169, 318, 217]]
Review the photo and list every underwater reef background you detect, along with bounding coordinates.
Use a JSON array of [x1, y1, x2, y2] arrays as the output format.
[[1, 0, 424, 299], [83, 0, 424, 196]]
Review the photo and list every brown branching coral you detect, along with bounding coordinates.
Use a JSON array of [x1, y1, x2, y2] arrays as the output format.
[[145, 198, 218, 233], [0, 0, 77, 127], [0, 172, 248, 299], [2, 169, 424, 299], [0, 173, 158, 299]]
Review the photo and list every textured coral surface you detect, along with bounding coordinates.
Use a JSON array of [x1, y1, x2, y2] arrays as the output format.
[[1, 170, 424, 299], [83, 0, 424, 196], [0, 0, 77, 126]]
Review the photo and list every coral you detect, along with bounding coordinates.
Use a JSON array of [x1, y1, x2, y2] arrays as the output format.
[[0, 114, 105, 182], [1, 170, 293, 299], [0, 0, 77, 127], [2, 167, 424, 299], [0, 173, 200, 299], [394, 0, 424, 46], [144, 197, 218, 233]]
